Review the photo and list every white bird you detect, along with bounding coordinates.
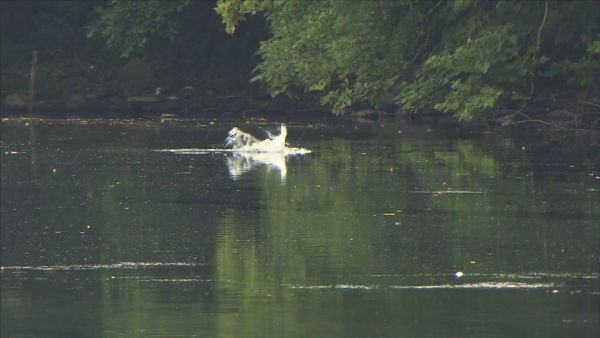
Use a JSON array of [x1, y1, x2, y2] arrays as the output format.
[[226, 124, 288, 153]]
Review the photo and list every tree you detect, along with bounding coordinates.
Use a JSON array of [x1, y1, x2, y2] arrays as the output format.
[[87, 0, 266, 81], [216, 0, 599, 120], [87, 0, 193, 58]]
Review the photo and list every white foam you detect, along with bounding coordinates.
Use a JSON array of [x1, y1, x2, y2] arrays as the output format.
[[0, 262, 204, 272], [409, 190, 483, 194], [287, 284, 375, 290], [157, 148, 234, 154], [389, 282, 559, 289], [286, 282, 559, 290]]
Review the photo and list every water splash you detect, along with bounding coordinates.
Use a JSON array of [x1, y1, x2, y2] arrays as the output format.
[[226, 124, 310, 155], [157, 124, 310, 156], [157, 124, 310, 180], [224, 124, 310, 180]]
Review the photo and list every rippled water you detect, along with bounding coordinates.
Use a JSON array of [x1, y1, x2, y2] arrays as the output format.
[[1, 117, 599, 338]]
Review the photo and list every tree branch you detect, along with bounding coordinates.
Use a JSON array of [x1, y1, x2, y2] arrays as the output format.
[[578, 101, 600, 110], [406, 0, 443, 66], [536, 0, 549, 51], [502, 109, 598, 133]]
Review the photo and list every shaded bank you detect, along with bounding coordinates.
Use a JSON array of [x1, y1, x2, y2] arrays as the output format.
[[1, 0, 599, 131], [0, 1, 320, 118]]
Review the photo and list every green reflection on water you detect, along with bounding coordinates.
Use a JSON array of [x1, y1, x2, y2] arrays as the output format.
[[1, 119, 599, 338]]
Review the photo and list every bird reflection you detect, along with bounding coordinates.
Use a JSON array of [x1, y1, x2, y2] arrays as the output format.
[[226, 152, 287, 181], [224, 124, 311, 182], [160, 124, 309, 182]]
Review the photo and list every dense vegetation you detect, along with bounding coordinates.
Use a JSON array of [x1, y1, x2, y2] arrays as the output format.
[[216, 0, 599, 122], [1, 1, 107, 101], [1, 0, 599, 125], [0, 0, 267, 115]]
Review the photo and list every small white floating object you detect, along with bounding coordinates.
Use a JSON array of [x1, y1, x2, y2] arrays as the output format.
[[454, 271, 464, 278]]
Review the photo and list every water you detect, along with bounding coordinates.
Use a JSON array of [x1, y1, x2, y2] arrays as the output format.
[[1, 117, 599, 338]]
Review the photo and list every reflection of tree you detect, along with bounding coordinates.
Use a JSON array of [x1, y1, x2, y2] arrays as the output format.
[[85, 153, 222, 264], [215, 137, 506, 283], [3, 122, 599, 338], [212, 133, 600, 335], [1, 124, 102, 266]]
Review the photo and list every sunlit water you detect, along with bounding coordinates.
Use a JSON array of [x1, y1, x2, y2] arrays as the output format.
[[1, 117, 599, 338]]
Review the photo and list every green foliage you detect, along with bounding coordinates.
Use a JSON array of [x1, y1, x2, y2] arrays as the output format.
[[590, 41, 600, 54], [87, 0, 267, 83], [217, 0, 600, 120], [0, 1, 122, 101], [1, 1, 98, 51], [403, 24, 527, 120], [87, 0, 193, 58], [214, 0, 265, 34]]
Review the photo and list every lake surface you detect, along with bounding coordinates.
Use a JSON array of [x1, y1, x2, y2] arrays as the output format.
[[1, 117, 599, 338]]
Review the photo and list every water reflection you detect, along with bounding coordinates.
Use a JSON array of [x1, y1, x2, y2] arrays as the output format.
[[226, 152, 287, 181], [1, 119, 599, 338]]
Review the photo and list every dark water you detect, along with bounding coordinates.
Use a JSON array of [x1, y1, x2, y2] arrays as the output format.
[[1, 117, 599, 338]]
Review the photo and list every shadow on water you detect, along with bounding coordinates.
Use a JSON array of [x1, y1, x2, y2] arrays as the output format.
[[1, 117, 599, 338]]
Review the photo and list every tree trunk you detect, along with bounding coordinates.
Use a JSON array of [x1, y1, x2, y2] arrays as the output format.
[[28, 50, 38, 114]]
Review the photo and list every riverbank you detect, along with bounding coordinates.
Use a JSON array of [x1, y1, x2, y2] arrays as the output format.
[[1, 48, 598, 133], [0, 45, 324, 119]]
